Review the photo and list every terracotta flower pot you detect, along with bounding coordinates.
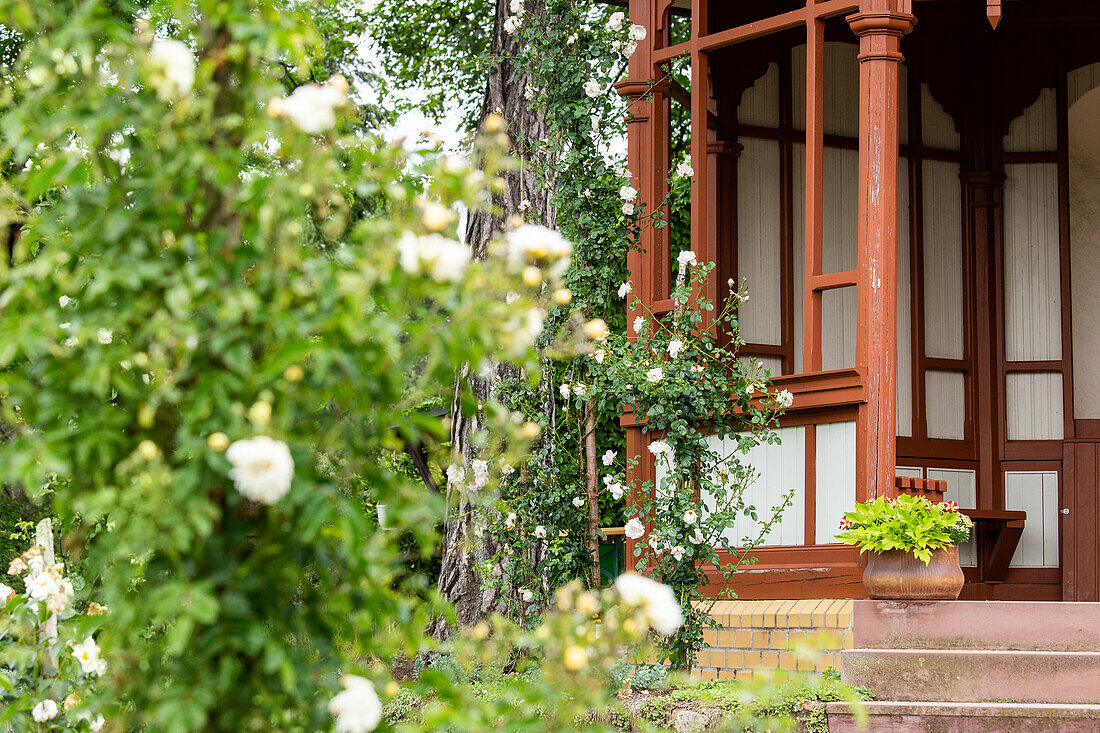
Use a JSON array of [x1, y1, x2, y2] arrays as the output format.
[[862, 545, 964, 600]]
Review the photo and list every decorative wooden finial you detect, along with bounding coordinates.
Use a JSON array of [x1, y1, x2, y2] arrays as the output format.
[[987, 0, 1002, 29]]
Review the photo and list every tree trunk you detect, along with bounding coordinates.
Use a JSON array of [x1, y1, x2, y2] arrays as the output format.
[[584, 398, 600, 587], [433, 0, 557, 636]]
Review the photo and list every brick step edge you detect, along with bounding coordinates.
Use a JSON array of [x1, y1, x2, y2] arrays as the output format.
[[840, 649, 1100, 705], [853, 600, 1100, 652], [825, 701, 1100, 733]]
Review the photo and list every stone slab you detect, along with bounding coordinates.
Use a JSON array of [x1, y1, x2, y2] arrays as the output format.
[[825, 701, 1100, 733], [853, 600, 1100, 651], [840, 649, 1100, 704]]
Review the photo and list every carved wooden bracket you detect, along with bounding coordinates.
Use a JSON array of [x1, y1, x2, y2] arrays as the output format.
[[987, 0, 1003, 29]]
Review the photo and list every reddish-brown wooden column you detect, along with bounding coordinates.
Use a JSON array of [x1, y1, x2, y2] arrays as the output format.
[[848, 1, 914, 500], [618, 0, 656, 566]]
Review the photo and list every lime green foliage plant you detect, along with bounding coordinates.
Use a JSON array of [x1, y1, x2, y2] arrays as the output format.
[[835, 494, 973, 563]]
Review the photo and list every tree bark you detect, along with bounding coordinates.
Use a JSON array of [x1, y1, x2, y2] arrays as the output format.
[[584, 398, 600, 587], [433, 0, 557, 636]]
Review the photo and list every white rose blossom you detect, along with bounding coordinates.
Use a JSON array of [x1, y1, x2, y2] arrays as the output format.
[[148, 39, 195, 98], [617, 281, 632, 298], [670, 545, 686, 561], [648, 440, 672, 457], [614, 573, 684, 635], [624, 517, 645, 539], [534, 525, 547, 539], [471, 459, 489, 489], [567, 33, 578, 44], [619, 185, 638, 201], [572, 497, 585, 508], [32, 699, 59, 723], [572, 383, 587, 397], [601, 450, 617, 466], [609, 482, 625, 500], [272, 79, 347, 134], [777, 389, 794, 408], [0, 583, 13, 602], [226, 436, 294, 505], [667, 339, 684, 358], [72, 636, 104, 676], [25, 571, 59, 601], [446, 464, 465, 488], [646, 367, 663, 383], [676, 162, 694, 177], [621, 202, 635, 216], [59, 295, 72, 308], [629, 24, 648, 40], [593, 348, 606, 364], [396, 232, 471, 282], [607, 12, 625, 31], [505, 512, 517, 530], [521, 588, 534, 602], [632, 316, 646, 334], [683, 510, 697, 525], [689, 528, 704, 545], [584, 79, 602, 98], [559, 383, 571, 399], [328, 674, 382, 733], [96, 328, 112, 344], [677, 249, 697, 269]]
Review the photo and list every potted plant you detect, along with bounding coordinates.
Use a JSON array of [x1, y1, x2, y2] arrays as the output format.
[[836, 494, 974, 600]]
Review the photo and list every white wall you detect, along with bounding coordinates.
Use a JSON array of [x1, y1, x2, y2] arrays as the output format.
[[697, 429, 806, 548], [815, 421, 856, 544], [737, 138, 783, 346], [1069, 83, 1100, 417], [1005, 471, 1060, 568]]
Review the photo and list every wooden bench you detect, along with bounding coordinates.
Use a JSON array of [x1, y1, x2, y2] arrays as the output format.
[[895, 476, 1026, 584]]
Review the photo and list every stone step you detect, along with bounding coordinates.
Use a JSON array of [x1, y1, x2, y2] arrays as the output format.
[[825, 701, 1100, 732], [853, 600, 1100, 651], [840, 649, 1100, 704]]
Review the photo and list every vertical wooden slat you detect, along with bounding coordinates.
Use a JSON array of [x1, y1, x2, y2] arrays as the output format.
[[1056, 39, 1076, 442], [804, 423, 817, 545], [690, 0, 715, 322], [1062, 441, 1076, 600], [802, 16, 825, 373]]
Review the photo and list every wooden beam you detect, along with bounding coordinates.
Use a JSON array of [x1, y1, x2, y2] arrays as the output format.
[[848, 1, 915, 500], [802, 17, 825, 374]]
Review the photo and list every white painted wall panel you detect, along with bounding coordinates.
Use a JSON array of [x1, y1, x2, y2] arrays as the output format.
[[823, 147, 859, 274], [698, 429, 806, 548], [897, 160, 913, 436], [1004, 163, 1061, 361], [1006, 372, 1065, 440], [926, 468, 977, 509], [824, 43, 859, 138], [822, 287, 856, 370], [793, 143, 806, 374], [896, 466, 924, 479], [921, 83, 960, 150], [925, 370, 966, 440], [791, 42, 859, 136], [737, 62, 780, 128], [1069, 61, 1100, 107], [740, 355, 783, 377], [927, 467, 977, 567], [922, 160, 965, 360], [815, 421, 856, 544], [1005, 471, 1060, 568], [1004, 88, 1057, 152], [737, 138, 783, 345], [1069, 86, 1100, 417]]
